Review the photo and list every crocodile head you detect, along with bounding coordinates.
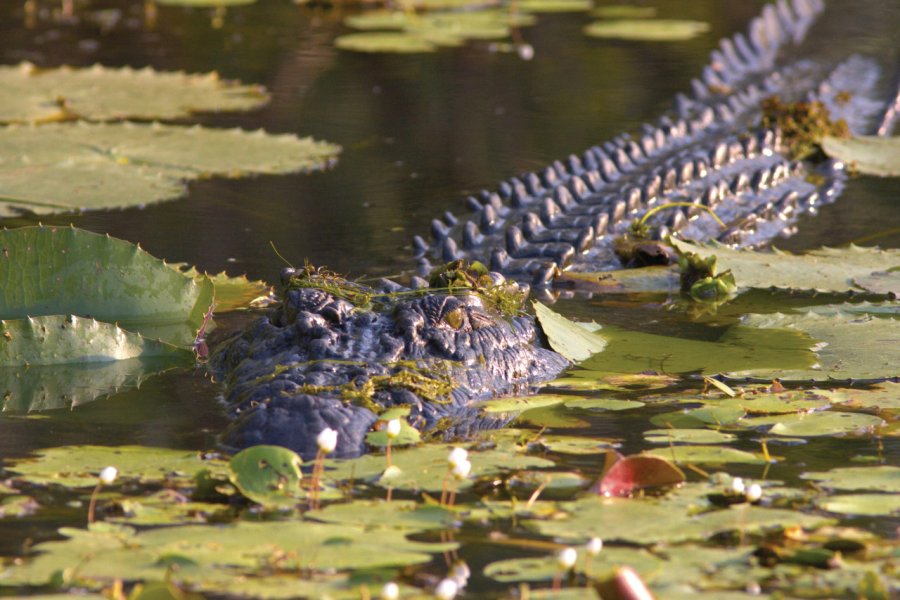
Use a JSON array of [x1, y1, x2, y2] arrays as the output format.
[[212, 268, 569, 459]]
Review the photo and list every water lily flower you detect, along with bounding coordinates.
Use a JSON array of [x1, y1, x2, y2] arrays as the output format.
[[746, 483, 763, 502], [386, 419, 402, 439], [380, 581, 399, 600], [586, 537, 603, 557], [317, 427, 338, 454], [556, 547, 577, 570], [447, 447, 468, 468], [731, 477, 746, 495], [451, 459, 472, 481], [98, 466, 118, 485], [434, 578, 458, 600]]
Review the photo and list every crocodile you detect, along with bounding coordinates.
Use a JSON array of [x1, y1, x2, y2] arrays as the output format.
[[212, 0, 898, 459]]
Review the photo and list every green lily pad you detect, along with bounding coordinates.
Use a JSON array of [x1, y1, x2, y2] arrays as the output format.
[[815, 494, 900, 517], [591, 5, 657, 19], [731, 308, 900, 381], [0, 122, 340, 216], [517, 0, 592, 13], [0, 63, 268, 124], [643, 428, 738, 444], [5, 445, 227, 488], [485, 546, 662, 582], [669, 241, 900, 296], [533, 301, 607, 362], [478, 393, 569, 413], [800, 466, 900, 492], [307, 499, 454, 531], [546, 376, 625, 391], [228, 445, 305, 508], [708, 389, 836, 415], [1, 357, 183, 412], [0, 495, 40, 518], [741, 411, 885, 437], [584, 19, 709, 41], [563, 397, 645, 411], [508, 470, 590, 492], [323, 444, 554, 492], [366, 418, 421, 447], [534, 434, 617, 454], [335, 32, 438, 53], [516, 403, 590, 429], [832, 382, 900, 413], [642, 445, 766, 465], [821, 135, 900, 177], [109, 491, 228, 526]]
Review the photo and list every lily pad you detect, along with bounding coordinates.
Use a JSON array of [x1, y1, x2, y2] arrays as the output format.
[[478, 393, 569, 413], [366, 418, 421, 447], [800, 466, 900, 492], [109, 491, 228, 526], [228, 445, 305, 508], [708, 389, 836, 415], [0, 122, 340, 216], [533, 301, 606, 362], [835, 382, 900, 413], [740, 411, 885, 437], [584, 19, 710, 41], [731, 308, 900, 381], [591, 5, 657, 19], [669, 240, 900, 296], [815, 494, 900, 517], [595, 455, 685, 496], [5, 445, 227, 488], [821, 135, 900, 177], [0, 63, 268, 124], [335, 32, 438, 53], [485, 546, 662, 582], [643, 428, 738, 444], [534, 434, 617, 454], [307, 500, 454, 531], [563, 397, 645, 411], [517, 0, 592, 13], [642, 445, 767, 465]]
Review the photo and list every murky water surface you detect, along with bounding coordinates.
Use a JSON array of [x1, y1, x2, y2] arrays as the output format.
[[0, 0, 898, 589]]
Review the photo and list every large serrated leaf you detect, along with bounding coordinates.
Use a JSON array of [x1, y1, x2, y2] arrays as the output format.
[[669, 240, 900, 295], [731, 306, 900, 381], [0, 122, 340, 216], [0, 63, 268, 124], [0, 226, 213, 340]]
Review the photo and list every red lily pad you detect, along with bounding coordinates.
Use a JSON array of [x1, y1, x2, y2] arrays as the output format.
[[592, 455, 685, 497]]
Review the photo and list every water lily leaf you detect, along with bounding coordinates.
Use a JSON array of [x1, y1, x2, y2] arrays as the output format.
[[484, 546, 662, 582], [563, 397, 644, 411], [642, 445, 767, 465], [816, 494, 900, 517], [108, 491, 228, 526], [643, 428, 738, 444], [478, 393, 569, 413], [517, 0, 592, 13], [1, 357, 183, 412], [366, 418, 421, 446], [335, 32, 438, 53], [741, 411, 885, 437], [591, 5, 657, 19], [533, 301, 607, 362], [0, 495, 40, 518], [534, 434, 617, 454], [508, 470, 589, 492], [835, 382, 900, 413], [307, 500, 454, 531], [669, 240, 900, 296], [800, 466, 900, 492], [323, 444, 554, 492], [516, 403, 590, 428], [546, 376, 625, 391], [731, 308, 900, 381], [685, 405, 746, 425], [0, 63, 268, 124], [584, 19, 710, 41], [594, 455, 685, 496], [557, 265, 679, 294], [821, 135, 900, 177], [708, 389, 836, 415], [0, 122, 340, 216], [525, 496, 831, 545], [6, 445, 227, 488], [228, 445, 305, 508], [172, 265, 274, 312]]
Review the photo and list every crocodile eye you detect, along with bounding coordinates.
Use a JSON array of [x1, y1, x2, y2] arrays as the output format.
[[443, 307, 464, 329]]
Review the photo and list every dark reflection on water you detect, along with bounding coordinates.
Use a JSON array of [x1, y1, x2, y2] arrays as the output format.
[[0, 0, 897, 578]]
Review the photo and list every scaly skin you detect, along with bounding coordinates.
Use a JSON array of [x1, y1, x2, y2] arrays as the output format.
[[213, 0, 896, 458]]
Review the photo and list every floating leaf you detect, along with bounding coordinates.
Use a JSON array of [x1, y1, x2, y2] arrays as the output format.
[[517, 0, 592, 13], [669, 240, 900, 296], [228, 445, 305, 508], [485, 546, 662, 582], [709, 389, 836, 415], [533, 301, 606, 362], [835, 382, 900, 413], [563, 397, 644, 411], [643, 428, 738, 444], [6, 445, 226, 488], [172, 265, 274, 312], [0, 122, 340, 216], [109, 491, 228, 526], [591, 6, 657, 19], [0, 316, 190, 367], [821, 135, 900, 177], [0, 63, 268, 124], [594, 455, 685, 496], [731, 308, 900, 381], [508, 470, 589, 492], [815, 494, 900, 517], [741, 411, 885, 437], [366, 419, 421, 447], [307, 500, 454, 531], [800, 466, 900, 492], [642, 445, 767, 465], [557, 265, 679, 294], [478, 393, 569, 413], [534, 434, 617, 454], [335, 32, 438, 53], [584, 19, 710, 41], [516, 403, 590, 428]]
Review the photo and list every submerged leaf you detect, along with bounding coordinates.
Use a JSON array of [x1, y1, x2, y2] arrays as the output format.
[[584, 19, 709, 41], [0, 122, 340, 216], [0, 63, 268, 124], [821, 135, 900, 177], [533, 301, 606, 362]]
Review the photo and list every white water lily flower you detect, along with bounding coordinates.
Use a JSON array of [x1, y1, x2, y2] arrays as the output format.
[[380, 581, 399, 600], [447, 447, 468, 468], [386, 419, 402, 439], [586, 537, 603, 556], [434, 578, 458, 600], [746, 483, 763, 502], [317, 427, 338, 454], [451, 459, 471, 481], [731, 477, 745, 495], [98, 466, 118, 485], [557, 547, 577, 570]]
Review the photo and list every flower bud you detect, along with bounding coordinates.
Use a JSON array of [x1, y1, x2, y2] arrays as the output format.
[[99, 466, 118, 485], [586, 537, 603, 556], [386, 419, 402, 439], [434, 578, 458, 600], [380, 581, 399, 600], [447, 447, 468, 468], [317, 427, 338, 454], [557, 547, 577, 570], [451, 459, 472, 481]]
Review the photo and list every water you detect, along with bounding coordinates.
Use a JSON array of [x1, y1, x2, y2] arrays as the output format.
[[0, 0, 898, 590]]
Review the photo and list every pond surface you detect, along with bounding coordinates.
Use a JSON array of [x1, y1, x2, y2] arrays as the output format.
[[0, 0, 898, 597]]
